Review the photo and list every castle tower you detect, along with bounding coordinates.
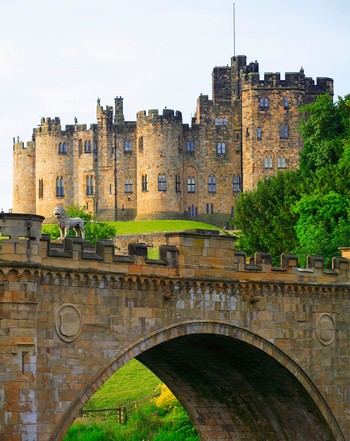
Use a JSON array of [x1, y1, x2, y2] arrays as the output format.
[[136, 109, 183, 219], [240, 66, 333, 191], [12, 140, 36, 214], [34, 117, 75, 219]]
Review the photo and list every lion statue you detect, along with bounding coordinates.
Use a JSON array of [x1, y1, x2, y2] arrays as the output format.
[[54, 206, 85, 240]]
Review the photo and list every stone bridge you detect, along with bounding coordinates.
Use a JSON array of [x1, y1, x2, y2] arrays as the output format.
[[0, 213, 349, 441]]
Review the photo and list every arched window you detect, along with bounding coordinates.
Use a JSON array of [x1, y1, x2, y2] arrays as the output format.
[[58, 143, 62, 153], [277, 156, 281, 169], [233, 175, 241, 193], [125, 178, 133, 193], [38, 179, 43, 198], [86, 175, 94, 195], [269, 157, 273, 169], [219, 118, 223, 125], [223, 118, 227, 125], [284, 124, 289, 138], [56, 177, 64, 197], [158, 174, 166, 191], [281, 156, 286, 168], [187, 177, 195, 193], [214, 118, 219, 126], [283, 97, 289, 108], [208, 175, 216, 193], [93, 140, 98, 153], [264, 157, 269, 169], [62, 142, 67, 153]]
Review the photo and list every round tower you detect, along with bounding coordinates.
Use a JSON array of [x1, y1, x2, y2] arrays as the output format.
[[12, 140, 36, 214], [136, 109, 183, 219], [35, 117, 74, 219]]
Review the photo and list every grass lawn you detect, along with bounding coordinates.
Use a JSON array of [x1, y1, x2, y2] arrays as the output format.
[[106, 220, 221, 235]]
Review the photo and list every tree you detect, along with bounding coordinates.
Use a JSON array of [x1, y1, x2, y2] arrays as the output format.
[[292, 192, 350, 267], [233, 94, 350, 267], [299, 94, 350, 174], [233, 170, 301, 262]]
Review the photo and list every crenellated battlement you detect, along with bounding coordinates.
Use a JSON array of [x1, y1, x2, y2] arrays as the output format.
[[241, 67, 333, 94], [137, 108, 182, 123], [0, 215, 348, 285]]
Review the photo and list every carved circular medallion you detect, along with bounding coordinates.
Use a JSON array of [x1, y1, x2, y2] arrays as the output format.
[[54, 304, 82, 343], [316, 313, 335, 346]]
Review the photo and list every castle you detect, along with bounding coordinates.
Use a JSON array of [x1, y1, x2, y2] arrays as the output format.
[[12, 55, 333, 225]]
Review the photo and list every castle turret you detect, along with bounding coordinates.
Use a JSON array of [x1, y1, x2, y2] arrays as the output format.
[[12, 140, 36, 214], [136, 108, 183, 219]]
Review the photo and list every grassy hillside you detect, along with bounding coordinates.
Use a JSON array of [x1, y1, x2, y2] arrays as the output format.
[[84, 359, 162, 411], [64, 359, 199, 440]]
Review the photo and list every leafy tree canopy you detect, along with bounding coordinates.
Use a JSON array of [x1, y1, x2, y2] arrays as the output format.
[[233, 94, 350, 267]]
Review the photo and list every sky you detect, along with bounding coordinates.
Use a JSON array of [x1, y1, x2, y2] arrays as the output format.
[[0, 0, 349, 212]]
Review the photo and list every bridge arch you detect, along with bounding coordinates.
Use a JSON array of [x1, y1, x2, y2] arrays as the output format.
[[53, 321, 342, 441]]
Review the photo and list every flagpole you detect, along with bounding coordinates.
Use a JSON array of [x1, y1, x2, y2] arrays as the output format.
[[233, 3, 236, 57]]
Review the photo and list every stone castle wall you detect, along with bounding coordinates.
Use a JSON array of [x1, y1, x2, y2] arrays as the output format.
[[12, 55, 333, 223]]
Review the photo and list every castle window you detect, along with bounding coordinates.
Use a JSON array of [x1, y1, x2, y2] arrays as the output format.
[[208, 175, 216, 193], [215, 118, 219, 125], [175, 174, 181, 193], [279, 124, 289, 139], [233, 175, 241, 193], [84, 141, 92, 152], [264, 157, 273, 169], [125, 178, 133, 193], [93, 140, 98, 153], [278, 156, 287, 169], [186, 141, 194, 154], [259, 97, 269, 109], [141, 174, 148, 192], [188, 205, 197, 218], [187, 177, 196, 193], [257, 127, 262, 140], [38, 179, 43, 198], [210, 203, 214, 214], [124, 140, 132, 154], [86, 175, 94, 195], [283, 97, 289, 109], [58, 143, 67, 154], [206, 203, 209, 214], [139, 136, 144, 153], [223, 118, 227, 125], [158, 174, 166, 191], [56, 177, 64, 197], [217, 142, 226, 155]]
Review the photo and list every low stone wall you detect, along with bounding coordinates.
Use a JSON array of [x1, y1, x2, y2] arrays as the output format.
[[115, 232, 168, 254]]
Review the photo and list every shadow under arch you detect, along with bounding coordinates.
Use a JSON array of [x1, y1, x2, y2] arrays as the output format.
[[53, 321, 344, 441]]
